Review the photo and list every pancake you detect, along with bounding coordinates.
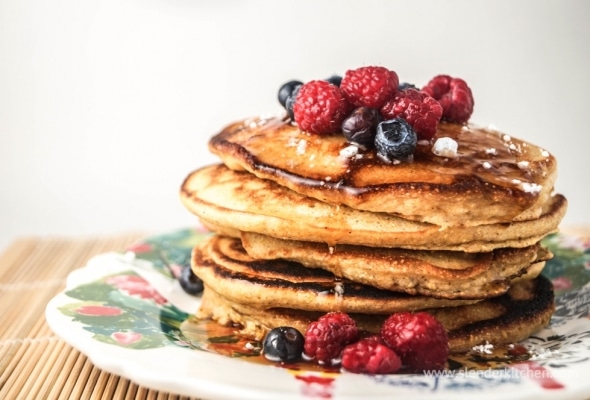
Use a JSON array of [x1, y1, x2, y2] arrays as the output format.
[[197, 274, 555, 353], [240, 232, 550, 299], [208, 117, 557, 227], [180, 163, 567, 252], [192, 235, 480, 314]]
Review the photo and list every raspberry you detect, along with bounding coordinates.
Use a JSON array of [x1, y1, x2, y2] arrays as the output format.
[[422, 75, 474, 124], [380, 89, 443, 140], [340, 66, 399, 109], [303, 312, 359, 365], [341, 338, 402, 374], [292, 80, 350, 135], [380, 312, 449, 372]]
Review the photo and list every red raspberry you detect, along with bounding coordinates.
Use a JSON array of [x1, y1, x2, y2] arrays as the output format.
[[380, 89, 443, 140], [380, 312, 449, 372], [340, 66, 399, 109], [292, 80, 350, 135], [422, 75, 474, 124], [303, 312, 359, 365], [341, 338, 402, 374]]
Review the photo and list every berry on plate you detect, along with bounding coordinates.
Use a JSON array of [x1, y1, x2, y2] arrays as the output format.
[[341, 338, 402, 374], [340, 66, 399, 109], [380, 312, 449, 372], [262, 326, 305, 363], [178, 263, 204, 295], [422, 75, 474, 124], [293, 80, 350, 135], [380, 89, 443, 140], [303, 312, 359, 365]]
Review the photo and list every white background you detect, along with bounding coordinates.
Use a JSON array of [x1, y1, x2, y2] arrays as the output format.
[[1, 0, 589, 252]]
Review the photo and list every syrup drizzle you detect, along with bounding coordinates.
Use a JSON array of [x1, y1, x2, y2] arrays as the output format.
[[180, 316, 564, 391], [217, 117, 553, 195]]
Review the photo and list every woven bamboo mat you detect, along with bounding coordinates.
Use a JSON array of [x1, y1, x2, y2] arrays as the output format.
[[0, 233, 202, 400], [2, 227, 589, 399]]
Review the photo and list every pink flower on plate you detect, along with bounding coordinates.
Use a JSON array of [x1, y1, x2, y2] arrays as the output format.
[[557, 235, 589, 251], [169, 263, 183, 279], [194, 224, 211, 233], [126, 242, 153, 254], [552, 276, 573, 291], [112, 331, 142, 346], [106, 274, 167, 305], [75, 305, 123, 316]]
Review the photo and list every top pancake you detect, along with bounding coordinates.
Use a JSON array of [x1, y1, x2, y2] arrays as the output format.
[[209, 116, 558, 227]]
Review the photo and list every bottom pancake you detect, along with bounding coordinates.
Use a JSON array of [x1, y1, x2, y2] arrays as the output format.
[[196, 275, 555, 353]]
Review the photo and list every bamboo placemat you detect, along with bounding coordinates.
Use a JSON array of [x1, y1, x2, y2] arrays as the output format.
[[0, 233, 202, 400], [2, 226, 589, 399]]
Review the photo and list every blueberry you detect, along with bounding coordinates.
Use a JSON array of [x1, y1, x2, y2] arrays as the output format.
[[374, 118, 417, 161], [262, 326, 304, 363], [398, 82, 417, 91], [178, 263, 204, 295], [285, 85, 301, 121], [278, 80, 302, 108], [341, 107, 382, 149], [325, 75, 342, 87]]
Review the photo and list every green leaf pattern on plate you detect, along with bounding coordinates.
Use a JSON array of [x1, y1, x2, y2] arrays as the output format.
[[58, 229, 590, 352]]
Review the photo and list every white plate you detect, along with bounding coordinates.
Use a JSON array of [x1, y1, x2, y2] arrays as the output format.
[[45, 229, 590, 399]]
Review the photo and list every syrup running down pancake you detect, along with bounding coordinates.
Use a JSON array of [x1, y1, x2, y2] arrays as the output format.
[[209, 117, 558, 227], [180, 163, 566, 252]]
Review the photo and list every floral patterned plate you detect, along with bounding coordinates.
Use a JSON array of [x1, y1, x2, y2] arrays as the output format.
[[45, 228, 590, 400]]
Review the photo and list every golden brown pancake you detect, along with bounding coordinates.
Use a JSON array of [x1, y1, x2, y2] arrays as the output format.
[[192, 235, 480, 314], [197, 275, 555, 353], [240, 232, 550, 299], [208, 117, 557, 227], [180, 163, 567, 252]]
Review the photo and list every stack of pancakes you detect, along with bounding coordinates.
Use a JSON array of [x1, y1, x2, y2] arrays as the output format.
[[180, 116, 567, 353]]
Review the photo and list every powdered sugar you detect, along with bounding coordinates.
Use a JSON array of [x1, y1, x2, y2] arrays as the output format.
[[432, 137, 458, 158]]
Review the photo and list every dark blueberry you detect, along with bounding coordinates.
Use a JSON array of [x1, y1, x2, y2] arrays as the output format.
[[262, 326, 304, 363], [325, 75, 342, 87], [178, 263, 204, 295], [341, 107, 382, 149], [278, 80, 303, 108], [374, 118, 417, 161], [398, 82, 417, 91], [285, 85, 301, 121]]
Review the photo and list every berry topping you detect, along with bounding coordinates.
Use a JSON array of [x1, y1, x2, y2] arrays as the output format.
[[380, 89, 443, 140], [304, 312, 359, 365], [374, 118, 417, 161], [340, 66, 399, 109], [341, 338, 402, 374], [178, 263, 204, 295], [278, 80, 303, 108], [341, 107, 382, 149], [422, 75, 474, 124], [285, 85, 301, 120], [293, 80, 351, 135], [262, 326, 305, 363], [325, 75, 342, 87], [380, 312, 449, 372], [398, 82, 417, 91]]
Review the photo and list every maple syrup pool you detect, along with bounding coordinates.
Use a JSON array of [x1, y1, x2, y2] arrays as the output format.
[[179, 316, 533, 374]]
